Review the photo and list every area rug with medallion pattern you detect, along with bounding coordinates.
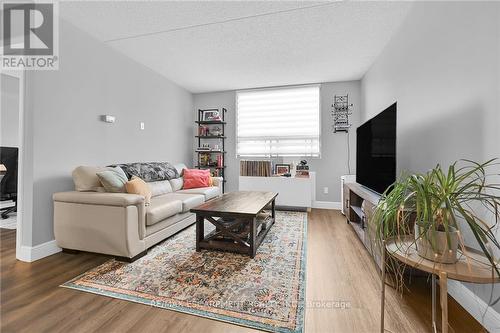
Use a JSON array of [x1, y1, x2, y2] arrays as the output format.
[[62, 211, 307, 333]]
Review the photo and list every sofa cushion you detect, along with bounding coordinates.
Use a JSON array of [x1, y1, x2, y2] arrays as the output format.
[[169, 177, 183, 191], [159, 193, 205, 213], [72, 166, 108, 192], [146, 197, 183, 226], [177, 187, 220, 200], [145, 212, 192, 236], [148, 180, 173, 197]]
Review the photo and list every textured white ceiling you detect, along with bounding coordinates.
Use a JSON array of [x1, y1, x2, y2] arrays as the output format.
[[60, 1, 413, 93]]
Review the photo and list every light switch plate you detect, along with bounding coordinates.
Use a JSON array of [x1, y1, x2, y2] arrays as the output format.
[[140, 122, 145, 130]]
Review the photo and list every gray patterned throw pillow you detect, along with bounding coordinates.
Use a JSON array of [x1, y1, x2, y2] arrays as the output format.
[[111, 162, 180, 182]]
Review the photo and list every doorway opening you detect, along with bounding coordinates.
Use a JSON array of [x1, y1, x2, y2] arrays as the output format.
[[1, 71, 24, 258]]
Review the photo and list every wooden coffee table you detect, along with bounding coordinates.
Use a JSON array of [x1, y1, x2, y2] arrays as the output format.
[[190, 191, 278, 258]]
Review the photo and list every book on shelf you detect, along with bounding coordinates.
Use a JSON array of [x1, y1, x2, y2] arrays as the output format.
[[198, 125, 209, 136]]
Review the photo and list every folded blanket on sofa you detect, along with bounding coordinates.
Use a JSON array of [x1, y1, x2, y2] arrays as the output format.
[[110, 162, 179, 182]]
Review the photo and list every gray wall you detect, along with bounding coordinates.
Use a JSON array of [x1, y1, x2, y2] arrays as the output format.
[[311, 81, 360, 202], [361, 1, 500, 316], [193, 80, 361, 203], [23, 19, 194, 246], [1, 74, 20, 148]]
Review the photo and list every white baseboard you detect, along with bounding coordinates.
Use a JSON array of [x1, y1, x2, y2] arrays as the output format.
[[312, 201, 341, 210], [16, 245, 32, 262], [17, 240, 61, 262], [448, 280, 500, 332]]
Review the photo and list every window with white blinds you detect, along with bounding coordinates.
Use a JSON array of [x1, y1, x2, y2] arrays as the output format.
[[236, 85, 321, 157]]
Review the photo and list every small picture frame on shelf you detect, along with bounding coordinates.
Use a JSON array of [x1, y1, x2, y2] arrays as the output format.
[[274, 164, 291, 175], [202, 110, 222, 121]]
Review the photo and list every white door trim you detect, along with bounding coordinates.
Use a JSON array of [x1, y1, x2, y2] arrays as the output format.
[[1, 70, 28, 261]]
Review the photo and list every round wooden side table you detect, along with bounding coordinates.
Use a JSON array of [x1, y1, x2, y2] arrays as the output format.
[[380, 237, 500, 333]]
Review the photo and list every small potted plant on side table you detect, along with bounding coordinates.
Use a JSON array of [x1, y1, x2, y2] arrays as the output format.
[[373, 159, 500, 278]]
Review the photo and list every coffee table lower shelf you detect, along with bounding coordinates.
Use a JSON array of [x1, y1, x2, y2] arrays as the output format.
[[197, 217, 275, 257]]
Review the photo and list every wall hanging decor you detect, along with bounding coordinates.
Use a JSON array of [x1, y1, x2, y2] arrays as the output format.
[[332, 94, 353, 133]]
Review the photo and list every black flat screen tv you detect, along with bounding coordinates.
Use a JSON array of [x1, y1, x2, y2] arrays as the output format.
[[356, 102, 397, 194]]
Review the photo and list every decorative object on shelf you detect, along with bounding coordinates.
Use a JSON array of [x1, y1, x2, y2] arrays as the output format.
[[211, 126, 222, 136], [196, 108, 227, 192], [372, 158, 500, 278], [274, 164, 291, 176], [197, 144, 211, 151], [202, 109, 222, 121], [199, 153, 210, 167], [297, 160, 308, 169], [332, 94, 353, 133], [295, 160, 310, 178]]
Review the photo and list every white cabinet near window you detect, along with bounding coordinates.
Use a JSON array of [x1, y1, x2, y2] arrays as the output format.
[[239, 172, 315, 209]]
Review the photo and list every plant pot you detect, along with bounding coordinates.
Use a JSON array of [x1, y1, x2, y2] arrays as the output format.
[[416, 226, 459, 264]]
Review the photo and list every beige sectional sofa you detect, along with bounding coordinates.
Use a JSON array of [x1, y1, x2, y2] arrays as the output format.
[[53, 163, 222, 261]]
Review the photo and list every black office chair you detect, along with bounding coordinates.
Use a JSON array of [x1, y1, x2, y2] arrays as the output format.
[[0, 147, 18, 219]]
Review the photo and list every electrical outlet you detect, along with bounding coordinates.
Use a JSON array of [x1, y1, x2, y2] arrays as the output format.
[[323, 187, 329, 194], [140, 122, 145, 130]]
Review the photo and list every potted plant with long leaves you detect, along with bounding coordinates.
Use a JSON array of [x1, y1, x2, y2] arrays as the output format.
[[373, 159, 500, 279]]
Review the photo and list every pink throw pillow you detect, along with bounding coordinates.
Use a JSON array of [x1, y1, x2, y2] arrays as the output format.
[[183, 168, 211, 189]]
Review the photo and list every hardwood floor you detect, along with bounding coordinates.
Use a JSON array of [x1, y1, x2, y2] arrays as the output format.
[[1, 209, 484, 333]]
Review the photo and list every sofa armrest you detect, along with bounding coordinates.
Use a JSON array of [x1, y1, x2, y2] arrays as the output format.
[[53, 191, 145, 207], [54, 191, 147, 242], [212, 177, 224, 187], [212, 177, 224, 195]]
